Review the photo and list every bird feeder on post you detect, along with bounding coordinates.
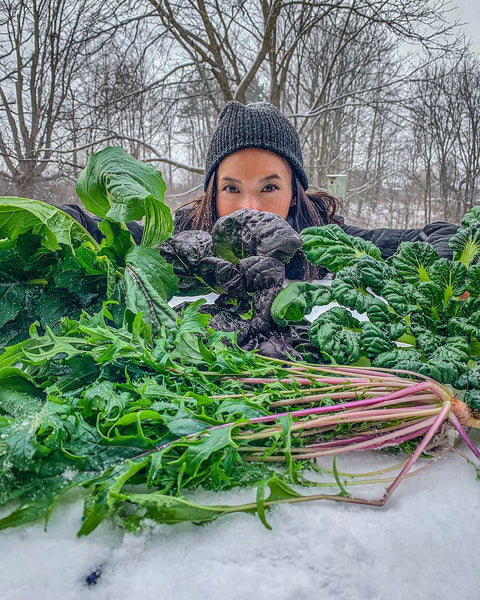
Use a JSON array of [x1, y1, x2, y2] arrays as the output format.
[[326, 174, 348, 203]]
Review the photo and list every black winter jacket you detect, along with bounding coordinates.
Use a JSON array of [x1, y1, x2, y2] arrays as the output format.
[[59, 204, 458, 281]]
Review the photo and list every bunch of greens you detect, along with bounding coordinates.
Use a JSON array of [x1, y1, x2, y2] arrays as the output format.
[[1, 301, 477, 534], [160, 209, 304, 354], [271, 208, 480, 412], [0, 147, 177, 349]]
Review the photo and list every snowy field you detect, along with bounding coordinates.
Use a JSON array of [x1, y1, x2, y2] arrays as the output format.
[[1, 429, 479, 600]]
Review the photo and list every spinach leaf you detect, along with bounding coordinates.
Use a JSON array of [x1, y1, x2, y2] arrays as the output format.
[[0, 196, 99, 251]]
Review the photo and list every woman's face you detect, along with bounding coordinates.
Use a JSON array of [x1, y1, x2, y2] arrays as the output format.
[[216, 148, 293, 218]]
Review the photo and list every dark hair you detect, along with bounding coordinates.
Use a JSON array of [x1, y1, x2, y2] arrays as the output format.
[[173, 171, 343, 280]]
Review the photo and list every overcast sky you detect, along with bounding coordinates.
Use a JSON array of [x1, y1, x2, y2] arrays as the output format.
[[450, 0, 480, 53]]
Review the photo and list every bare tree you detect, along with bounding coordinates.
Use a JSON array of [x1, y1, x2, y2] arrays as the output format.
[[456, 56, 480, 214], [409, 56, 480, 223], [0, 1, 96, 195], [0, 0, 159, 197]]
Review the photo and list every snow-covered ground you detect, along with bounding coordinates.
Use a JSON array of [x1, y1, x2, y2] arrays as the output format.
[[1, 430, 479, 600]]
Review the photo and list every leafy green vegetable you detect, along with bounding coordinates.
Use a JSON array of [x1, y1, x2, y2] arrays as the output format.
[[360, 322, 395, 358], [124, 246, 179, 333], [301, 224, 381, 272], [271, 281, 331, 327], [4, 305, 449, 534], [449, 224, 480, 268], [331, 266, 384, 313], [75, 146, 173, 247], [297, 210, 480, 381], [0, 150, 181, 349], [308, 307, 362, 364], [388, 242, 438, 283], [0, 196, 99, 251], [212, 210, 303, 265]]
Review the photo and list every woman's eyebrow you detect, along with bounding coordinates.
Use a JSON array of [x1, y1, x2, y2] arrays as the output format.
[[219, 174, 282, 183], [219, 176, 243, 183]]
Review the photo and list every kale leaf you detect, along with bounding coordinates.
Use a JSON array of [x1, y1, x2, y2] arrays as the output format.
[[212, 209, 303, 264]]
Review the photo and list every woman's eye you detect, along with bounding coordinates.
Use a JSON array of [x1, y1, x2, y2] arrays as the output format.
[[223, 185, 238, 193], [263, 184, 278, 192]]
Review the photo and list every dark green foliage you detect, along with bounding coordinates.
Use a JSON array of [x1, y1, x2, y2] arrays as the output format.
[[465, 263, 480, 296], [389, 242, 439, 283], [0, 233, 108, 350], [449, 224, 480, 268], [297, 209, 480, 380], [309, 308, 362, 364], [356, 255, 397, 293], [463, 390, 480, 412], [271, 281, 331, 326], [212, 209, 303, 265], [301, 224, 381, 272], [380, 281, 416, 316], [75, 146, 173, 248], [429, 259, 468, 302], [331, 266, 384, 313], [360, 322, 395, 358], [0, 150, 176, 349], [0, 305, 377, 534], [373, 348, 425, 372]]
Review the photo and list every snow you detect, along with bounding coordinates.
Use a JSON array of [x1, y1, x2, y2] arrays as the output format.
[[1, 431, 479, 600]]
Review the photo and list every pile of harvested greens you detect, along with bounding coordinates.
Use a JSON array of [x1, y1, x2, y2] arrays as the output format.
[[1, 147, 479, 534], [1, 302, 478, 533]]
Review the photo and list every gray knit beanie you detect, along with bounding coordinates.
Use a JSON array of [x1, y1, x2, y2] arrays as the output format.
[[204, 101, 308, 191]]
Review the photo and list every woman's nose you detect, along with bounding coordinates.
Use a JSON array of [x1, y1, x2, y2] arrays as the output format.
[[238, 194, 260, 210]]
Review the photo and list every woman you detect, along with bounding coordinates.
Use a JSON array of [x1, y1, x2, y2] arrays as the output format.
[[174, 101, 458, 280]]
